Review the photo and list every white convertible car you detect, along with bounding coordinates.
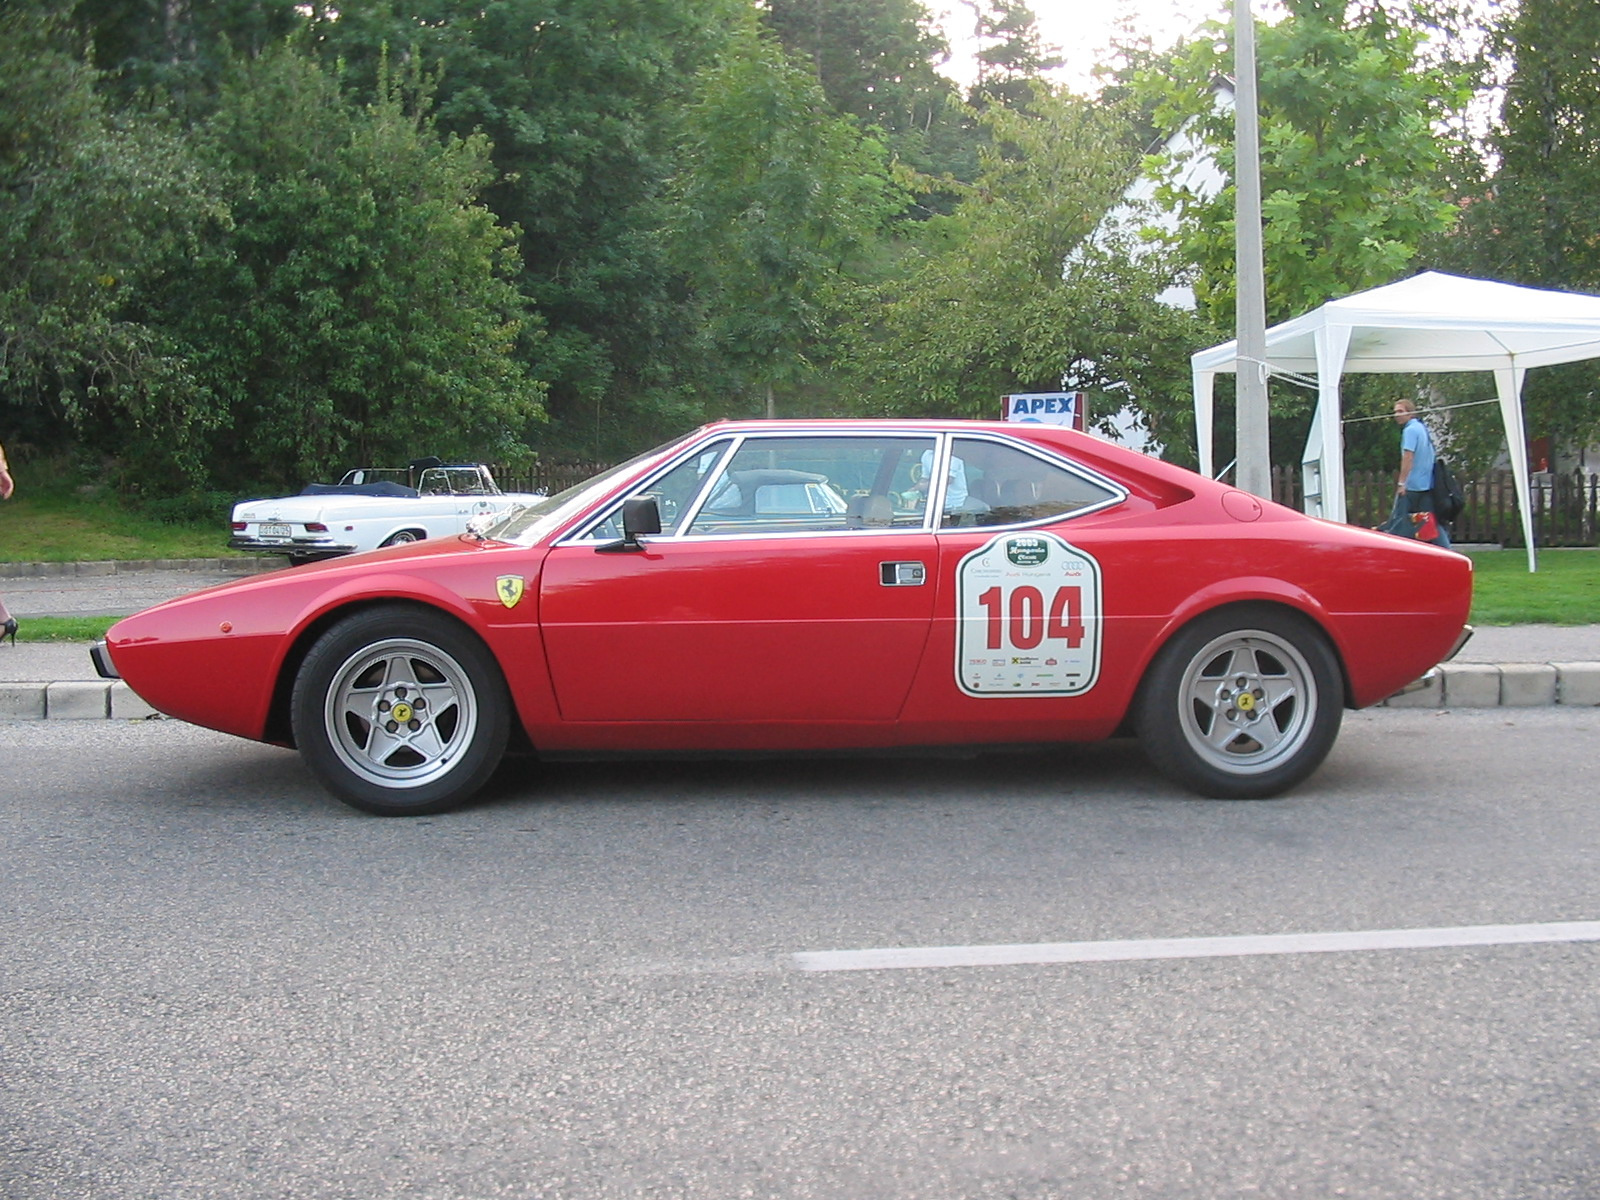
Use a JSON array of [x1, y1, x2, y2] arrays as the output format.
[[229, 460, 544, 563]]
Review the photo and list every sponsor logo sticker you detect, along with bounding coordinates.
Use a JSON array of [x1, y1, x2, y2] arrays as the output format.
[[955, 531, 1103, 697]]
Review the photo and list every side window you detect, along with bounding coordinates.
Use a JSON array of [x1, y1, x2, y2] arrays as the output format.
[[685, 435, 937, 536], [582, 440, 732, 541], [942, 438, 1120, 528]]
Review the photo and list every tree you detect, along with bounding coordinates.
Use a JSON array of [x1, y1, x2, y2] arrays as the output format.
[[1132, 0, 1471, 463], [762, 0, 952, 135], [1445, 0, 1600, 460], [667, 23, 907, 417], [0, 10, 221, 470], [1140, 0, 1467, 331], [142, 47, 545, 491], [963, 0, 1063, 109], [842, 86, 1214, 456], [65, 0, 305, 118], [761, 0, 976, 183], [303, 0, 748, 460]]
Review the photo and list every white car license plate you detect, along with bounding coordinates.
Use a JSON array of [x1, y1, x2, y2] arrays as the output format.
[[260, 523, 293, 539]]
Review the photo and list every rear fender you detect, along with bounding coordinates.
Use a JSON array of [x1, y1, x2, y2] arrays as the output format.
[[1132, 581, 1352, 709]]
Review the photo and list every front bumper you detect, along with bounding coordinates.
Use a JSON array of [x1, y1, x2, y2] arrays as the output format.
[[90, 640, 119, 679]]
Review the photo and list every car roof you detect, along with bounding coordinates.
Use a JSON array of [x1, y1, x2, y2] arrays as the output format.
[[690, 418, 1208, 501]]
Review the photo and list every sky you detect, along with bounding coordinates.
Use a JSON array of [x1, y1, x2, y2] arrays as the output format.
[[930, 0, 1271, 93]]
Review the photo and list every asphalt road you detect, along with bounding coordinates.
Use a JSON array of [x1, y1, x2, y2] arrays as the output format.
[[0, 562, 277, 619], [4, 708, 1599, 1199]]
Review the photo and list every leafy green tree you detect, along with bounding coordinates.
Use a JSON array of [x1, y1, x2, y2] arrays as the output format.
[[762, 0, 984, 216], [668, 23, 908, 417], [1133, 0, 1471, 461], [0, 10, 222, 470], [963, 0, 1063, 108], [843, 86, 1215, 456], [143, 47, 544, 490], [63, 0, 304, 118], [1445, 0, 1600, 459], [1141, 0, 1467, 329], [763, 0, 951, 133], [303, 0, 748, 460]]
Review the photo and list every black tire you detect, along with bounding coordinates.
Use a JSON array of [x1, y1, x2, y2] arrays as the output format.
[[291, 606, 510, 816], [381, 529, 425, 547], [1133, 606, 1343, 799]]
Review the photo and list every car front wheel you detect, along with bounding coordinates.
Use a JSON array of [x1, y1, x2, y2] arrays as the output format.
[[1134, 607, 1343, 799], [291, 606, 510, 816]]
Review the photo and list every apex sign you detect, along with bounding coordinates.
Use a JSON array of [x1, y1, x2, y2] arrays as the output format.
[[1003, 392, 1086, 430]]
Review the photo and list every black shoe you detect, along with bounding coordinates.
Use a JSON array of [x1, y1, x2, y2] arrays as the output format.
[[1, 618, 16, 646]]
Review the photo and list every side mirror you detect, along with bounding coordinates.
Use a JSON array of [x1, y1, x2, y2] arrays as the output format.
[[597, 496, 662, 553]]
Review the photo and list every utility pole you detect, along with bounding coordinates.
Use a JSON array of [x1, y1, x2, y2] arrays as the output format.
[[1234, 0, 1271, 498]]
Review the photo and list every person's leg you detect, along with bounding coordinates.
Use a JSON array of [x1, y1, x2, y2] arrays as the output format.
[[1380, 492, 1414, 536]]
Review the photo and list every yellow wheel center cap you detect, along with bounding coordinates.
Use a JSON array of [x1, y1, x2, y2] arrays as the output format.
[[1236, 693, 1255, 713], [391, 701, 414, 723]]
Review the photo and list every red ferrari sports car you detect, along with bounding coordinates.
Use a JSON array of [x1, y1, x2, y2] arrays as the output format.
[[94, 420, 1472, 815]]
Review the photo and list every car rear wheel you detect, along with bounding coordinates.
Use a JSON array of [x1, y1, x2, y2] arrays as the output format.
[[1134, 607, 1342, 799], [291, 606, 510, 816], [381, 529, 425, 547]]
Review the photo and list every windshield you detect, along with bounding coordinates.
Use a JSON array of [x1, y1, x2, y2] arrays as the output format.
[[484, 433, 696, 545]]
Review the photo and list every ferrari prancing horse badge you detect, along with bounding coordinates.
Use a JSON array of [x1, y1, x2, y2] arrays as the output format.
[[496, 575, 525, 609]]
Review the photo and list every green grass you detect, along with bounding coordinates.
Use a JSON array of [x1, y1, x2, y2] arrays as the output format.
[[1466, 548, 1600, 625], [0, 489, 241, 563], [20, 616, 119, 643]]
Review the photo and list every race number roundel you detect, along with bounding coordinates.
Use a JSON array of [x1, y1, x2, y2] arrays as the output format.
[[955, 532, 1102, 696]]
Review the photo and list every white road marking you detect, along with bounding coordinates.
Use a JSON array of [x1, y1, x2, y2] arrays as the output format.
[[792, 920, 1600, 973]]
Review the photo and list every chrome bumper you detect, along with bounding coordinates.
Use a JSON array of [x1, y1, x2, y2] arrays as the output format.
[[228, 536, 354, 556], [90, 640, 119, 680]]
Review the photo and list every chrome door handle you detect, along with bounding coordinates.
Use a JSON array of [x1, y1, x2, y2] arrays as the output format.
[[879, 562, 927, 586]]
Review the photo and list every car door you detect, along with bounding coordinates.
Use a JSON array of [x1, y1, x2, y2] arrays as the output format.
[[538, 432, 939, 723], [910, 433, 1131, 722]]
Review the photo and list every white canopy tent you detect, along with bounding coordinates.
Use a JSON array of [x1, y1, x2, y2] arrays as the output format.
[[1191, 271, 1600, 571]]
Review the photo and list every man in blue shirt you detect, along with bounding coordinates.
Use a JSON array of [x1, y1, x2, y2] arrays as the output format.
[[1391, 399, 1449, 546]]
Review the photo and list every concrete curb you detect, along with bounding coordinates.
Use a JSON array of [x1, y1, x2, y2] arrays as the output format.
[[1379, 661, 1600, 709], [0, 680, 159, 721], [0, 557, 278, 579], [3, 661, 1598, 721]]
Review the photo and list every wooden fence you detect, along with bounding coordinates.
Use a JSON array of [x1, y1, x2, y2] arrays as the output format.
[[1273, 467, 1600, 547], [489, 460, 612, 499], [497, 459, 1600, 548]]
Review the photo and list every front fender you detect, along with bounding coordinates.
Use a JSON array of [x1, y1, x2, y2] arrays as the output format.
[[257, 573, 495, 744]]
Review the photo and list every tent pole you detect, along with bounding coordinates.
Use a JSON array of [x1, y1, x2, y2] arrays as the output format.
[[1495, 366, 1538, 572], [1194, 369, 1216, 477]]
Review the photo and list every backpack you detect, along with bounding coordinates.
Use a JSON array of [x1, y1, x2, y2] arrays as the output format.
[[1431, 457, 1465, 523]]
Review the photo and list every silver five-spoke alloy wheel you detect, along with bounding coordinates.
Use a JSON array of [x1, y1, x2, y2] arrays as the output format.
[[1135, 606, 1343, 799], [293, 606, 510, 816], [324, 636, 479, 790], [1175, 629, 1318, 776]]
